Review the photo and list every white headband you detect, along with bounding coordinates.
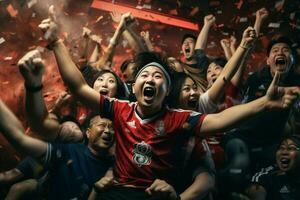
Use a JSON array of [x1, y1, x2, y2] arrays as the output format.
[[135, 62, 171, 87]]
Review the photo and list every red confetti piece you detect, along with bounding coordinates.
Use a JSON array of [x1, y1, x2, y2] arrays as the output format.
[[6, 4, 18, 18]]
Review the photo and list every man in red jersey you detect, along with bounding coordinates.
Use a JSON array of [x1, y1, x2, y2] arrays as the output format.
[[38, 7, 300, 200]]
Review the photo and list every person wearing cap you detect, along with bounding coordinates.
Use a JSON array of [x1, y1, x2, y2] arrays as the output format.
[[247, 135, 300, 200]]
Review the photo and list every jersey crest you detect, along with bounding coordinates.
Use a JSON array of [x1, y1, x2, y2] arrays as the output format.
[[132, 141, 152, 167]]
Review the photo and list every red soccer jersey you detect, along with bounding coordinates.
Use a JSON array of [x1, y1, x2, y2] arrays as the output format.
[[99, 96, 206, 188]]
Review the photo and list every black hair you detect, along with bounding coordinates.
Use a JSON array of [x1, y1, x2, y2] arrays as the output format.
[[167, 72, 195, 108], [96, 70, 127, 100], [267, 36, 293, 55], [132, 51, 172, 80], [209, 57, 227, 68], [181, 34, 197, 45], [120, 59, 134, 73], [280, 134, 300, 148]]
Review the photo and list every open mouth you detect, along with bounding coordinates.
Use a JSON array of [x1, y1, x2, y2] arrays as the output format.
[[185, 48, 190, 54], [187, 99, 198, 108], [280, 157, 291, 168], [275, 57, 286, 65], [99, 89, 109, 96], [101, 133, 113, 143], [143, 87, 155, 97]]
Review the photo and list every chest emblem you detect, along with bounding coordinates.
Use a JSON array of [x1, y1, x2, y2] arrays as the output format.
[[132, 141, 152, 167]]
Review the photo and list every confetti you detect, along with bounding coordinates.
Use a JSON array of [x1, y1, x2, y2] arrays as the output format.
[[27, 0, 38, 8], [0, 37, 5, 44], [268, 22, 280, 28], [239, 17, 248, 22], [6, 4, 18, 18], [4, 57, 13, 61]]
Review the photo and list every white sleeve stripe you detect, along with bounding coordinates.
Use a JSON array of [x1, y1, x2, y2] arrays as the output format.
[[251, 166, 274, 183]]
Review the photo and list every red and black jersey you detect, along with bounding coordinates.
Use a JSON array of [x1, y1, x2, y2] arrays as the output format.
[[99, 96, 206, 188]]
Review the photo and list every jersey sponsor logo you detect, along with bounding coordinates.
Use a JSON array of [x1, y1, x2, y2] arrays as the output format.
[[279, 185, 290, 194], [155, 120, 165, 136], [132, 141, 152, 167]]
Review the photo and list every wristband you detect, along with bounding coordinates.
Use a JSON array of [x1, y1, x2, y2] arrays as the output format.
[[25, 84, 43, 92], [46, 39, 61, 50], [239, 45, 248, 50]]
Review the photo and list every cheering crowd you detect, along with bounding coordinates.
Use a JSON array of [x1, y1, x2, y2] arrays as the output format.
[[0, 4, 300, 200]]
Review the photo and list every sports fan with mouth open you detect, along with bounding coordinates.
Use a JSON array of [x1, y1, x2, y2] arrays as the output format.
[[38, 7, 300, 199]]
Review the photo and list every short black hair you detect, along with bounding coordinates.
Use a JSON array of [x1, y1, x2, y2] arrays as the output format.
[[132, 51, 172, 79], [267, 36, 293, 55], [96, 70, 127, 99], [210, 57, 227, 68], [281, 134, 300, 148], [120, 59, 134, 73], [181, 34, 197, 45], [167, 72, 194, 108]]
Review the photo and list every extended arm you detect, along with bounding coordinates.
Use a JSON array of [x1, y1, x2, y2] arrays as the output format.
[[18, 50, 62, 141], [95, 12, 135, 70], [201, 72, 300, 135], [180, 172, 214, 200], [254, 8, 269, 37], [220, 39, 232, 60], [195, 15, 215, 50], [141, 31, 154, 51], [38, 11, 100, 112], [207, 27, 256, 104], [0, 100, 47, 158]]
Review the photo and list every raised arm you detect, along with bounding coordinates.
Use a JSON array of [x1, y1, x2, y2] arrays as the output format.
[[88, 34, 102, 65], [141, 31, 154, 51], [0, 100, 47, 158], [110, 11, 147, 54], [220, 38, 232, 60], [207, 27, 256, 104], [201, 72, 300, 135], [18, 50, 63, 141], [254, 8, 269, 37], [95, 12, 135, 70], [195, 14, 216, 50], [38, 8, 100, 112]]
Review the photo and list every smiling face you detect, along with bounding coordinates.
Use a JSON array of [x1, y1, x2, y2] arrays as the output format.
[[267, 43, 293, 76], [276, 139, 300, 172], [182, 37, 196, 60], [178, 77, 199, 110], [87, 116, 114, 152], [93, 72, 118, 98], [133, 66, 169, 115], [206, 62, 223, 88]]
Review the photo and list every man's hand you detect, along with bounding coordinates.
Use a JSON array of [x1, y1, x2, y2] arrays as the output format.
[[119, 12, 135, 30], [18, 50, 44, 87], [93, 176, 115, 192], [256, 8, 269, 22], [204, 14, 216, 27], [220, 39, 230, 48], [90, 34, 102, 45], [145, 179, 178, 200], [240, 26, 256, 49], [110, 11, 122, 23], [230, 35, 237, 47], [140, 31, 150, 40], [82, 27, 91, 38], [266, 72, 300, 109], [38, 5, 59, 44]]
